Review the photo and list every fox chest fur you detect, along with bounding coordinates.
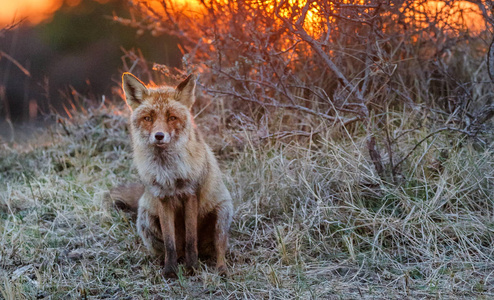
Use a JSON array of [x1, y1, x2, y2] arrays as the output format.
[[132, 142, 207, 199]]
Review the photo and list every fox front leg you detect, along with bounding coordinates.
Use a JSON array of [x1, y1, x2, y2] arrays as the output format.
[[184, 194, 199, 271], [158, 199, 178, 278]]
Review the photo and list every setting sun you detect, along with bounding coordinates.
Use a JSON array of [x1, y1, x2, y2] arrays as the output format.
[[407, 1, 485, 33], [0, 0, 111, 26], [0, 0, 64, 26]]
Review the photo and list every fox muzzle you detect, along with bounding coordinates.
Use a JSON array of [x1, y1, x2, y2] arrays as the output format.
[[151, 131, 171, 145]]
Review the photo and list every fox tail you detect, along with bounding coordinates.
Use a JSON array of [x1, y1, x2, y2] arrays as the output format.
[[104, 183, 144, 215]]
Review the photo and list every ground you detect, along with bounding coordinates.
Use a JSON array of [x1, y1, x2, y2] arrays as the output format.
[[1, 105, 493, 299]]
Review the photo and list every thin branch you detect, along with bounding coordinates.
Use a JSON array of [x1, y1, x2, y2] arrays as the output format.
[[206, 87, 361, 126], [393, 127, 476, 173], [0, 51, 31, 77]]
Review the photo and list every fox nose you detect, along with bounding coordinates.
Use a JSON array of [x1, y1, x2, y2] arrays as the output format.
[[155, 132, 165, 141]]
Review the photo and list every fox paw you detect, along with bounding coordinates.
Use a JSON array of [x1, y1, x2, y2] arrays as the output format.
[[217, 265, 228, 277], [185, 262, 199, 275], [163, 265, 178, 279]]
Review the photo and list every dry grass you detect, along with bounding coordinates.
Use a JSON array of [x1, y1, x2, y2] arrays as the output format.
[[0, 98, 493, 299], [1, 1, 493, 298]]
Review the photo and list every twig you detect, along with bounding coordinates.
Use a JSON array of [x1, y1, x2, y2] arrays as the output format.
[[0, 18, 26, 37], [206, 88, 361, 126], [393, 127, 475, 173], [367, 136, 385, 179], [0, 51, 31, 77], [260, 129, 322, 140], [467, 104, 494, 136], [384, 111, 396, 182]]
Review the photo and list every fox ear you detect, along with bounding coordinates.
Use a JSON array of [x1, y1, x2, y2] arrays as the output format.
[[122, 72, 148, 110], [175, 74, 196, 109]]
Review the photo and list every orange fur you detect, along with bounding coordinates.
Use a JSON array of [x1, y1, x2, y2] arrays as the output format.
[[111, 72, 233, 276]]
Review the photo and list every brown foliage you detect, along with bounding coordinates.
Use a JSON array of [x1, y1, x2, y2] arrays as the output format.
[[118, 0, 493, 182]]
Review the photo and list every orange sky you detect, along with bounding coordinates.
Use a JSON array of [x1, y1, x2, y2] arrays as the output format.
[[0, 0, 63, 26], [0, 0, 486, 32], [409, 1, 486, 33], [0, 0, 200, 27], [0, 0, 108, 26]]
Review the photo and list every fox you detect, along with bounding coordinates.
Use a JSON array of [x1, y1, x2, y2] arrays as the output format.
[[108, 72, 233, 277]]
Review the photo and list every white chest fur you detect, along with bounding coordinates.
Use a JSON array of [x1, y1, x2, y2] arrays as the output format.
[[134, 146, 201, 198]]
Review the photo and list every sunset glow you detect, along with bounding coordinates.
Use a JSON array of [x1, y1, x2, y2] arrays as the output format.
[[0, 0, 64, 26], [0, 0, 110, 27], [139, 0, 204, 13], [407, 1, 485, 33], [0, 0, 487, 34]]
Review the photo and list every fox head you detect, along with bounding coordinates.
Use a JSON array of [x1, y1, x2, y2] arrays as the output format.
[[122, 72, 196, 149]]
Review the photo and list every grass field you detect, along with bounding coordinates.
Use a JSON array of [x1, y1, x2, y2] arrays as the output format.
[[0, 97, 493, 299]]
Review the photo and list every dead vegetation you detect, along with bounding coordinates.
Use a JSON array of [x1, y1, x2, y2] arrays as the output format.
[[1, 0, 494, 298], [0, 93, 493, 298]]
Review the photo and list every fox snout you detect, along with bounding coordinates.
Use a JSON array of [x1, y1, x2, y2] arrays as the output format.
[[151, 130, 171, 146], [154, 132, 166, 141]]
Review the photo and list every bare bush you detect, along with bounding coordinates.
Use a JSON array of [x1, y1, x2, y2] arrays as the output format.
[[116, 0, 493, 182]]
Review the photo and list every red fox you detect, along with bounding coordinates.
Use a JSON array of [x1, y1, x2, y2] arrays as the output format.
[[108, 72, 233, 277]]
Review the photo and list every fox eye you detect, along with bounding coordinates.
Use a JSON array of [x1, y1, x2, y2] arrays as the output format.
[[168, 116, 177, 121], [144, 116, 152, 122]]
